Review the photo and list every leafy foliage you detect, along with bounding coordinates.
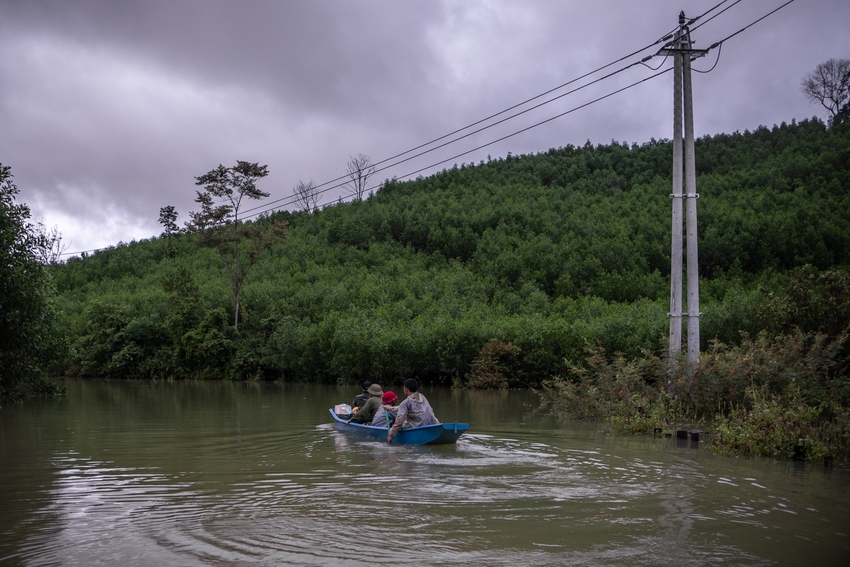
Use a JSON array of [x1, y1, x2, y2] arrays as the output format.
[[539, 327, 850, 461], [186, 161, 288, 328], [711, 396, 850, 461], [757, 265, 850, 340], [0, 164, 65, 403], [467, 338, 520, 389]]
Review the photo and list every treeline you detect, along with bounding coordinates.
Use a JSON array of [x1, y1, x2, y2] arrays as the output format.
[[49, 117, 850, 389]]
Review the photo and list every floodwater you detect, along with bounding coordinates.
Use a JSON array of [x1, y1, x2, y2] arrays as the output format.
[[1, 379, 848, 566]]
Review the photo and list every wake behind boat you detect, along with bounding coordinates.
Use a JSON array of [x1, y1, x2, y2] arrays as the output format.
[[328, 408, 469, 445]]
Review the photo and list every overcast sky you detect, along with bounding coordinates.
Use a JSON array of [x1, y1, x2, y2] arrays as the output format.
[[2, 0, 848, 255]]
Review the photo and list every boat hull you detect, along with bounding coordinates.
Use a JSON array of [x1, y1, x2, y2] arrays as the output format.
[[328, 409, 469, 445]]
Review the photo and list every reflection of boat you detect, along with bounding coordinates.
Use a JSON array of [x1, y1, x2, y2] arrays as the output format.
[[328, 409, 469, 445]]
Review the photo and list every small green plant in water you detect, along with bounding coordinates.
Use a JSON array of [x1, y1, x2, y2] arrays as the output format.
[[711, 389, 850, 461]]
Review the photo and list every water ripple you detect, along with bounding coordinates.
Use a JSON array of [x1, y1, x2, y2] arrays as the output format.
[[5, 412, 849, 566]]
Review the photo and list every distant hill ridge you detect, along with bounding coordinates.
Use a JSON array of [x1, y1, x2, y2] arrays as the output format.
[[50, 117, 850, 385]]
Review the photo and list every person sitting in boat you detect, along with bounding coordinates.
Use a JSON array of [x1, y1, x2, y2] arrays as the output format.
[[352, 380, 372, 410], [371, 390, 399, 428], [387, 379, 439, 443], [347, 383, 384, 424]]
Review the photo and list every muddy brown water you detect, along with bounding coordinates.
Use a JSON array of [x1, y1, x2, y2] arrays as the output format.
[[1, 379, 848, 566]]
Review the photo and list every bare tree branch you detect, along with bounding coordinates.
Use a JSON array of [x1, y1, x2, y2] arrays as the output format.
[[32, 221, 69, 265], [345, 153, 376, 203], [292, 179, 320, 213], [801, 58, 850, 125]]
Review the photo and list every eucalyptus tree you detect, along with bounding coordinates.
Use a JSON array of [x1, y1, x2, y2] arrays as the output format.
[[186, 161, 287, 329], [159, 205, 179, 256], [159, 205, 179, 237]]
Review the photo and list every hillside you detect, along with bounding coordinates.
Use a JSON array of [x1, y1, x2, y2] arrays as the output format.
[[49, 117, 850, 387]]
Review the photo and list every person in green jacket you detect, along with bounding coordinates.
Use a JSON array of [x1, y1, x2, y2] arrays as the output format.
[[347, 383, 384, 424]]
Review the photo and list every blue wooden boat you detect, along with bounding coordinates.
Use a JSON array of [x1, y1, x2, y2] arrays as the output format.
[[328, 408, 469, 445]]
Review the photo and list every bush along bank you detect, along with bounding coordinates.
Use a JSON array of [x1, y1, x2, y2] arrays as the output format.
[[539, 328, 850, 463]]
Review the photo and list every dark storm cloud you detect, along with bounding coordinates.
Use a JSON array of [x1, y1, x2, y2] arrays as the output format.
[[1, 0, 848, 253], [2, 1, 437, 112]]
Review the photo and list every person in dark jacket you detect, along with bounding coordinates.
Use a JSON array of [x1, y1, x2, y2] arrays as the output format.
[[352, 381, 372, 410]]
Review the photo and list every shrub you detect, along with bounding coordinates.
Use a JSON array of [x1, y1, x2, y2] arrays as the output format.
[[467, 338, 519, 389], [711, 391, 850, 461], [539, 330, 850, 461]]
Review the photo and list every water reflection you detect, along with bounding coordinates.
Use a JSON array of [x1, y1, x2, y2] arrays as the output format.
[[0, 380, 848, 566]]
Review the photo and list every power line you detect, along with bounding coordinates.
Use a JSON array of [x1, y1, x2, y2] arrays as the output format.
[[642, 52, 671, 72], [368, 34, 678, 169], [60, 247, 102, 256], [243, 2, 747, 218], [245, 67, 674, 220], [690, 0, 744, 33], [241, 53, 660, 217], [707, 0, 796, 49], [54, 241, 169, 263], [59, 0, 795, 258], [242, 26, 698, 216], [246, 0, 801, 220], [694, 43, 723, 74]]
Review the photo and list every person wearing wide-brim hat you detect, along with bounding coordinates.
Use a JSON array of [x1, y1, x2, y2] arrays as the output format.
[[347, 383, 384, 424]]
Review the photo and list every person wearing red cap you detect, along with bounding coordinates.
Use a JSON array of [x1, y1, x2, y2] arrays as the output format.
[[371, 390, 398, 428]]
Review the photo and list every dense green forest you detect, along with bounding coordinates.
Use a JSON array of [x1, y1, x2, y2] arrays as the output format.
[[47, 118, 849, 393]]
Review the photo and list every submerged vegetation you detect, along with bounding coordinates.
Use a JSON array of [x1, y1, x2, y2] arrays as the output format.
[[5, 116, 849, 461], [540, 264, 850, 461]]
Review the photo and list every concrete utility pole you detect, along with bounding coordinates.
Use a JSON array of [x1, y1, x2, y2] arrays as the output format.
[[659, 12, 707, 378], [668, 23, 684, 369], [682, 33, 700, 370]]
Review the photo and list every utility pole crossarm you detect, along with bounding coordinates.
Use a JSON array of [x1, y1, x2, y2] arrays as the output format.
[[657, 46, 709, 59], [656, 11, 709, 59]]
